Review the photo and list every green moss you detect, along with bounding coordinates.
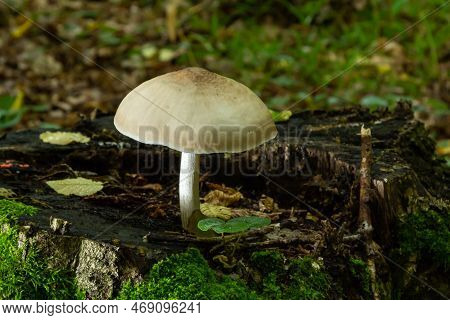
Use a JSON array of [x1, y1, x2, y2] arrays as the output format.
[[250, 251, 331, 300], [250, 250, 284, 275], [260, 272, 283, 299], [0, 200, 82, 299], [0, 199, 37, 224], [117, 248, 257, 300], [0, 227, 83, 299], [349, 258, 372, 299], [398, 210, 450, 269], [284, 257, 331, 299]]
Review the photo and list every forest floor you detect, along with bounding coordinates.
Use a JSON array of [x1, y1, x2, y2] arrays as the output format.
[[0, 1, 448, 147]]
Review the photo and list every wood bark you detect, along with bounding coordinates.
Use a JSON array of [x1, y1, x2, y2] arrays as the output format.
[[0, 101, 448, 298]]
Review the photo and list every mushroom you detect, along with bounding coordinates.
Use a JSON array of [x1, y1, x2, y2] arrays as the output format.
[[114, 67, 277, 233]]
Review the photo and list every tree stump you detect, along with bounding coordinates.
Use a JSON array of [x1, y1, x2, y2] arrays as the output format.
[[1, 101, 448, 299]]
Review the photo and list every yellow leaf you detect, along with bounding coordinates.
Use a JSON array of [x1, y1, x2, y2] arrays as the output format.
[[159, 48, 175, 62], [0, 188, 16, 198], [258, 195, 277, 212], [200, 203, 266, 220], [204, 189, 243, 207], [46, 177, 103, 197], [11, 19, 33, 38], [376, 63, 391, 74], [269, 109, 292, 122], [436, 145, 450, 156], [11, 89, 24, 111], [200, 203, 233, 220], [40, 131, 90, 145]]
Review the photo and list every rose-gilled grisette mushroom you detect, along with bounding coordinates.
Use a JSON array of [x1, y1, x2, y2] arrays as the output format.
[[114, 67, 277, 233]]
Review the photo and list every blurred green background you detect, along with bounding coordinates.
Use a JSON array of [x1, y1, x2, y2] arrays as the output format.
[[0, 1, 448, 153]]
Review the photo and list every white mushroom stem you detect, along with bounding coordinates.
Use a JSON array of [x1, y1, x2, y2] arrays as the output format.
[[179, 152, 200, 231]]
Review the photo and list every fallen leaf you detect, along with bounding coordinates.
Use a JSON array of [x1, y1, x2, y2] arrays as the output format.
[[198, 216, 271, 234], [11, 19, 33, 38], [158, 48, 176, 62], [200, 203, 233, 220], [10, 89, 24, 111], [436, 140, 450, 156], [197, 217, 224, 230], [259, 195, 277, 212], [204, 183, 243, 206], [213, 255, 237, 269], [46, 177, 103, 196], [360, 95, 388, 109], [306, 212, 319, 222], [204, 189, 243, 206], [136, 183, 163, 192], [269, 109, 292, 122], [141, 44, 157, 58], [40, 131, 90, 145], [0, 188, 16, 198]]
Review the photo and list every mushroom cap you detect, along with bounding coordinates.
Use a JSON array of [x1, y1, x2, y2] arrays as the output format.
[[114, 67, 277, 154]]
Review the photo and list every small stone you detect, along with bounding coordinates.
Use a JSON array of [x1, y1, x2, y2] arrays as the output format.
[[50, 216, 71, 235]]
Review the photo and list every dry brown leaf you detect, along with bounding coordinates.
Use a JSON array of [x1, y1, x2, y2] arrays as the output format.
[[204, 183, 243, 206], [259, 195, 277, 213], [200, 203, 267, 220], [204, 189, 243, 207], [136, 183, 163, 192]]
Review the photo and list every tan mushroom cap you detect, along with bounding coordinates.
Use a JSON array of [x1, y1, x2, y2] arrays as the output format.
[[114, 67, 277, 154]]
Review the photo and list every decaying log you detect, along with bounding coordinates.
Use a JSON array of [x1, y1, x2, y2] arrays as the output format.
[[0, 101, 448, 298]]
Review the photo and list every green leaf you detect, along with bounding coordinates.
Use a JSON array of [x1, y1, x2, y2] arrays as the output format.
[[98, 29, 121, 46], [39, 122, 61, 130], [198, 216, 271, 234], [360, 95, 388, 110], [0, 95, 15, 109], [213, 217, 250, 233], [269, 109, 292, 122], [28, 104, 50, 112], [46, 177, 103, 197], [0, 109, 25, 129], [197, 218, 225, 232]]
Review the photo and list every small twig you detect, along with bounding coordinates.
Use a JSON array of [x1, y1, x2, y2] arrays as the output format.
[[359, 126, 373, 235], [358, 125, 379, 299]]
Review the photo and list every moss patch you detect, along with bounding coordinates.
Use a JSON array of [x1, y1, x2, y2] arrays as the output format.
[[250, 250, 331, 300], [0, 199, 37, 224], [0, 200, 82, 299], [348, 258, 372, 299], [117, 248, 257, 300], [398, 210, 449, 270]]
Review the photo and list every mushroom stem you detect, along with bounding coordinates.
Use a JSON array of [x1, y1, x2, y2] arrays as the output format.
[[179, 152, 200, 231]]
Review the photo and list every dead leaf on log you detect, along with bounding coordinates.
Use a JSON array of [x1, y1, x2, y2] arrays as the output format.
[[204, 183, 243, 206], [201, 203, 269, 220], [200, 203, 233, 220], [258, 194, 278, 212], [134, 183, 163, 192], [40, 131, 90, 145], [46, 177, 103, 196], [0, 188, 16, 198]]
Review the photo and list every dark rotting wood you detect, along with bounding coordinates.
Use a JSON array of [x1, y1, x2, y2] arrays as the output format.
[[0, 101, 448, 298]]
